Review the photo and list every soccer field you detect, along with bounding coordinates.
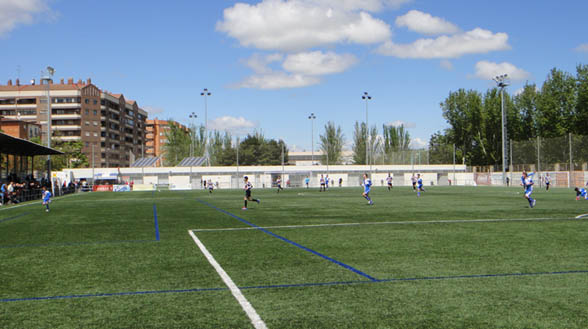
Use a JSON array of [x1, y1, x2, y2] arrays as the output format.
[[1, 186, 588, 328]]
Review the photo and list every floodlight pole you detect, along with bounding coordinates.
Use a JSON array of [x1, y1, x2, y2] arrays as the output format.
[[200, 88, 211, 166], [308, 113, 316, 165], [362, 92, 372, 174], [41, 66, 54, 196], [493, 74, 509, 186]]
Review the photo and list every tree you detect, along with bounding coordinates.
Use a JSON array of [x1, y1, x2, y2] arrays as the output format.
[[238, 131, 288, 166], [428, 131, 454, 164], [382, 124, 410, 164], [574, 64, 588, 134], [352, 121, 367, 164], [536, 68, 577, 137], [319, 121, 345, 165], [162, 120, 190, 166]]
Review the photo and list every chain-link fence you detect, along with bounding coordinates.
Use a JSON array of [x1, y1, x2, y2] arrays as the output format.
[[510, 134, 588, 187]]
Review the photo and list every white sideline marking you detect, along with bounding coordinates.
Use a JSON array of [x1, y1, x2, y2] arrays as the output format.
[[576, 214, 588, 219], [188, 230, 267, 329], [0, 192, 80, 212], [191, 217, 575, 232]]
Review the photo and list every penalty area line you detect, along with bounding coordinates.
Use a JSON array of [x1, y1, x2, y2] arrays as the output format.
[[191, 216, 576, 233], [188, 230, 267, 329]]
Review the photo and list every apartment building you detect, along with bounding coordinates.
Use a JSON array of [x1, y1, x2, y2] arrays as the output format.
[[145, 118, 189, 160], [0, 78, 147, 168], [0, 116, 41, 139]]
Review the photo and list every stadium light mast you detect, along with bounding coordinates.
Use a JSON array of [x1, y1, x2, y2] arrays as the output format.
[[189, 112, 197, 157], [200, 88, 211, 166], [308, 113, 316, 165], [362, 92, 372, 172], [41, 66, 54, 195], [493, 74, 510, 186]]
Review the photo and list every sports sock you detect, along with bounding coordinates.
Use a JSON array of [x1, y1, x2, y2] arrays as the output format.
[[244, 200, 247, 208]]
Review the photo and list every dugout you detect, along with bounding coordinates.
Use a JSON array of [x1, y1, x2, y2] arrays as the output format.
[[0, 131, 63, 191]]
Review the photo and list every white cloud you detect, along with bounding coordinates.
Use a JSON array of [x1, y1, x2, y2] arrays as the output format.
[[395, 10, 459, 35], [575, 43, 588, 53], [473, 61, 530, 81], [282, 51, 357, 75], [377, 28, 510, 59], [217, 0, 392, 52], [236, 51, 357, 89], [410, 137, 428, 149], [387, 120, 416, 128], [209, 116, 257, 135], [0, 0, 50, 36], [235, 72, 321, 89], [143, 106, 165, 115], [307, 0, 412, 11], [440, 59, 453, 70]]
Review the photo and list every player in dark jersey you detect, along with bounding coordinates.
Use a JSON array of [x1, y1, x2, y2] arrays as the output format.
[[243, 176, 260, 210]]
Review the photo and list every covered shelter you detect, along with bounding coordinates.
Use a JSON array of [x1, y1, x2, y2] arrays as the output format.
[[0, 131, 63, 184]]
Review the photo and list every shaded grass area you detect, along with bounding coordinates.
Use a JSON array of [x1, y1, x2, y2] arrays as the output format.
[[1, 186, 587, 328]]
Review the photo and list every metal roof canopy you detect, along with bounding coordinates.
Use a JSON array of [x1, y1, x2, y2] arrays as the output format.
[[0, 132, 63, 156], [177, 156, 206, 167]]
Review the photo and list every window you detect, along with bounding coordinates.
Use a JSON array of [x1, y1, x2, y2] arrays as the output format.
[[85, 109, 89, 115], [85, 142, 89, 147], [85, 132, 90, 137], [84, 99, 89, 104], [85, 121, 90, 126], [93, 121, 98, 126], [93, 110, 97, 116], [93, 132, 98, 137], [93, 100, 97, 105]]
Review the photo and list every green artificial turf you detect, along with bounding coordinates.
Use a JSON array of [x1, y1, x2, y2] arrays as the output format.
[[1, 186, 587, 328]]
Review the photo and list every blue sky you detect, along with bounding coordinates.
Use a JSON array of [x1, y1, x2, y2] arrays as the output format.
[[1, 0, 587, 151]]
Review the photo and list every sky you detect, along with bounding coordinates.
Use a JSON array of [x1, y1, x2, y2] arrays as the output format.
[[1, 0, 587, 151]]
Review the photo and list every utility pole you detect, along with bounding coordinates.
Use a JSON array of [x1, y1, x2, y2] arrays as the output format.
[[493, 74, 509, 186]]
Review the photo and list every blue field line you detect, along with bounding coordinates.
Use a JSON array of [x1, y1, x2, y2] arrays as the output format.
[[2, 269, 587, 303], [196, 199, 378, 282], [153, 204, 160, 241], [0, 239, 156, 249], [0, 212, 30, 224]]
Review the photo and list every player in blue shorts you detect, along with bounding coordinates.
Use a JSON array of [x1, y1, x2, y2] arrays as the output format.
[[242, 176, 260, 210], [544, 173, 551, 191], [42, 186, 52, 212], [417, 174, 425, 197], [362, 173, 373, 205], [521, 172, 536, 208], [575, 187, 587, 201], [325, 175, 330, 190]]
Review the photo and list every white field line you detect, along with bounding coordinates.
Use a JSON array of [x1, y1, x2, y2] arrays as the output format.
[[576, 214, 588, 219], [0, 192, 81, 212], [191, 217, 575, 232], [188, 230, 267, 329]]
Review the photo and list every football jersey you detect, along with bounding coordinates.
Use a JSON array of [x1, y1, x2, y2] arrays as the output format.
[[524, 176, 534, 191], [244, 182, 253, 190], [42, 190, 52, 202], [386, 176, 393, 183], [364, 178, 372, 191]]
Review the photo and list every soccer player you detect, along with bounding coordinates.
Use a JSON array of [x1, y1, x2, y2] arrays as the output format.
[[319, 174, 326, 192], [386, 173, 393, 191], [417, 174, 425, 197], [42, 186, 52, 212], [575, 187, 587, 201], [362, 173, 373, 205], [411, 174, 417, 191], [242, 176, 260, 210], [325, 175, 330, 190], [521, 171, 527, 192], [276, 176, 284, 193], [521, 172, 536, 208], [207, 179, 214, 194], [305, 177, 310, 189], [544, 173, 551, 191]]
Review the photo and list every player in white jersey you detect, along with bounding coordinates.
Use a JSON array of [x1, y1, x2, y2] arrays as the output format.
[[362, 173, 373, 205], [521, 172, 536, 208], [544, 173, 551, 191], [207, 179, 214, 194], [417, 174, 425, 197], [319, 174, 326, 192], [242, 176, 260, 210], [276, 176, 284, 193], [386, 173, 393, 191], [411, 174, 417, 191]]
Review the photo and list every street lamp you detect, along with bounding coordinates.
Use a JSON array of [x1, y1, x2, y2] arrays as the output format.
[[493, 74, 509, 186], [200, 88, 211, 166], [189, 112, 197, 157], [41, 66, 54, 195], [308, 113, 316, 165], [362, 92, 372, 169]]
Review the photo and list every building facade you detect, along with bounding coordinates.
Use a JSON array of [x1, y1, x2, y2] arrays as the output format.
[[145, 118, 189, 160], [0, 116, 41, 139], [0, 78, 147, 168]]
